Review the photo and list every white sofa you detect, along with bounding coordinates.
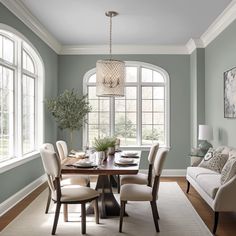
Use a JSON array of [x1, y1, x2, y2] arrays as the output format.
[[186, 146, 236, 234]]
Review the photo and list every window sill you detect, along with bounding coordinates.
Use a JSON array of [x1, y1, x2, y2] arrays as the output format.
[[0, 151, 40, 174]]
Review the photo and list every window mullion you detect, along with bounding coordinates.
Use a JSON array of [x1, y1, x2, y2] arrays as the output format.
[[15, 39, 22, 157], [137, 66, 142, 146]]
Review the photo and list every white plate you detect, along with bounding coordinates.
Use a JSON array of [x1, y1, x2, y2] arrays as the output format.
[[115, 158, 138, 165], [73, 160, 94, 167], [122, 151, 138, 157]]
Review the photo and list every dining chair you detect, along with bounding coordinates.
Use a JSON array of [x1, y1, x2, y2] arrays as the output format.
[[41, 143, 90, 214], [56, 140, 90, 186], [119, 147, 168, 233], [40, 148, 99, 235], [119, 143, 159, 192]]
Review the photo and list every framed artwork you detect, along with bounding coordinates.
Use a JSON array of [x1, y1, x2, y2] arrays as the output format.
[[224, 66, 236, 118]]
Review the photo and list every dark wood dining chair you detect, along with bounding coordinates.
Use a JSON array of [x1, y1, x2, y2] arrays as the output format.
[[40, 148, 99, 235], [119, 148, 168, 233]]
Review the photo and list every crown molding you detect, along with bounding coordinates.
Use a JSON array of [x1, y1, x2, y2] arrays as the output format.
[[60, 44, 189, 55], [186, 38, 204, 54], [200, 0, 236, 47], [1, 0, 236, 55], [0, 0, 61, 53]]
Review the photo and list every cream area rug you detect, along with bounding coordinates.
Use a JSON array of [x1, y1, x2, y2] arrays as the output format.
[[0, 182, 212, 236]]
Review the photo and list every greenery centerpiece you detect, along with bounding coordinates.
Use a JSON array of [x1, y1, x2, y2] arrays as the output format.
[[93, 137, 117, 162], [106, 137, 117, 155], [46, 89, 91, 149]]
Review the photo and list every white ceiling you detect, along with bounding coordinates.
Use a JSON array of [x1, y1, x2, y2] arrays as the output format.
[[19, 0, 233, 46]]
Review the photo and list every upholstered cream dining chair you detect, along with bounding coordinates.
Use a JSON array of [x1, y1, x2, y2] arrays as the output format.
[[119, 143, 159, 192], [56, 140, 90, 186], [40, 148, 99, 235], [119, 148, 168, 233], [41, 143, 90, 214]]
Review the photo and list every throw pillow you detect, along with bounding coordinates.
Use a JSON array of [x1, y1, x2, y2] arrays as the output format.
[[229, 149, 236, 160], [198, 148, 228, 173], [221, 157, 236, 184]]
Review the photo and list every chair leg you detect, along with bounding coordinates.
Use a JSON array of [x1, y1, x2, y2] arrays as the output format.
[[45, 187, 51, 214], [213, 212, 219, 235], [87, 180, 90, 187], [117, 175, 120, 194], [156, 207, 160, 219], [63, 204, 68, 222], [150, 201, 160, 232], [81, 203, 86, 235], [52, 202, 61, 235], [94, 199, 99, 224], [119, 201, 126, 233], [186, 180, 190, 193]]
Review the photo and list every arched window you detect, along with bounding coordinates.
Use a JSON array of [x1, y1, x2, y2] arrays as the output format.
[[0, 25, 44, 163], [84, 62, 170, 148]]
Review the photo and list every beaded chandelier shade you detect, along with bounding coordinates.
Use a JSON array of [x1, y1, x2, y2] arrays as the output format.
[[96, 11, 125, 97]]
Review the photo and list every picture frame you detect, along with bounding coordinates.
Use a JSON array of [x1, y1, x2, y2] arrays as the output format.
[[224, 66, 236, 118]]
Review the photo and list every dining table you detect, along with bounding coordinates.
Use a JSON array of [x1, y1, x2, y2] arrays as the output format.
[[61, 151, 141, 218]]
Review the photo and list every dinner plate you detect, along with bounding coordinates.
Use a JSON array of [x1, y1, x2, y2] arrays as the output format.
[[115, 158, 138, 166], [73, 160, 95, 167], [121, 151, 139, 158]]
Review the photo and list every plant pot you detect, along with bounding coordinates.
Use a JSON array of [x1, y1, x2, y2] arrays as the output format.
[[96, 151, 106, 165], [107, 147, 115, 155]]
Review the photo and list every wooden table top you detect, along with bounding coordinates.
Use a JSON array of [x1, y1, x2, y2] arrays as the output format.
[[61, 151, 141, 175]]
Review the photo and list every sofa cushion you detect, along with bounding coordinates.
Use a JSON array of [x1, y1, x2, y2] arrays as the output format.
[[187, 166, 219, 179], [221, 146, 234, 156], [229, 149, 236, 160], [198, 148, 228, 173], [221, 157, 236, 184], [197, 174, 221, 199], [215, 146, 226, 153]]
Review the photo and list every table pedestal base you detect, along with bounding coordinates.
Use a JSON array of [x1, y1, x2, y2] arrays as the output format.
[[86, 175, 127, 218]]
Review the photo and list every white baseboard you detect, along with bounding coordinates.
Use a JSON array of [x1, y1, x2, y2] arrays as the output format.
[[140, 169, 186, 177], [0, 174, 47, 216]]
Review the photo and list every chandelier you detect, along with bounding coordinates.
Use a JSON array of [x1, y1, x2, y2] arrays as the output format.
[[96, 11, 125, 97]]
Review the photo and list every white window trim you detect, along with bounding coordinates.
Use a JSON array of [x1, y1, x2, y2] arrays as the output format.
[[0, 24, 45, 172], [83, 61, 170, 149]]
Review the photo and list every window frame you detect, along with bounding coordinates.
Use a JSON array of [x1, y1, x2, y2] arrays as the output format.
[[83, 61, 170, 149], [0, 24, 44, 171]]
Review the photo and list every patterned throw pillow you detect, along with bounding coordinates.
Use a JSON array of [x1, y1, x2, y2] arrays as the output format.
[[221, 157, 236, 184], [198, 148, 228, 173]]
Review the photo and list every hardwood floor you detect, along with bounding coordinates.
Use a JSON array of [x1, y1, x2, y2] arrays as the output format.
[[162, 177, 236, 236], [0, 177, 236, 235]]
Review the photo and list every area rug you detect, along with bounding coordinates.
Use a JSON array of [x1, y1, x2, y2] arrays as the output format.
[[0, 182, 212, 236]]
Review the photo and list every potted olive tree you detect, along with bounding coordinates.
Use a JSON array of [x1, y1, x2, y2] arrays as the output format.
[[46, 89, 91, 149]]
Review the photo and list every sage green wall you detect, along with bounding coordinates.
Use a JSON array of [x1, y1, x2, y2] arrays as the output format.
[[190, 49, 205, 148], [205, 20, 236, 147], [0, 3, 58, 203], [58, 54, 191, 169]]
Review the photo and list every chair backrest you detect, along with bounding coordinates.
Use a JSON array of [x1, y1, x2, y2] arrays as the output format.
[[41, 143, 55, 152], [148, 143, 159, 164], [56, 140, 68, 161], [40, 147, 61, 194], [152, 148, 169, 200], [153, 148, 168, 176], [147, 143, 159, 186]]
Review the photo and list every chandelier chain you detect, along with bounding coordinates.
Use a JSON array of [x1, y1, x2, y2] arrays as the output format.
[[109, 14, 112, 59]]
